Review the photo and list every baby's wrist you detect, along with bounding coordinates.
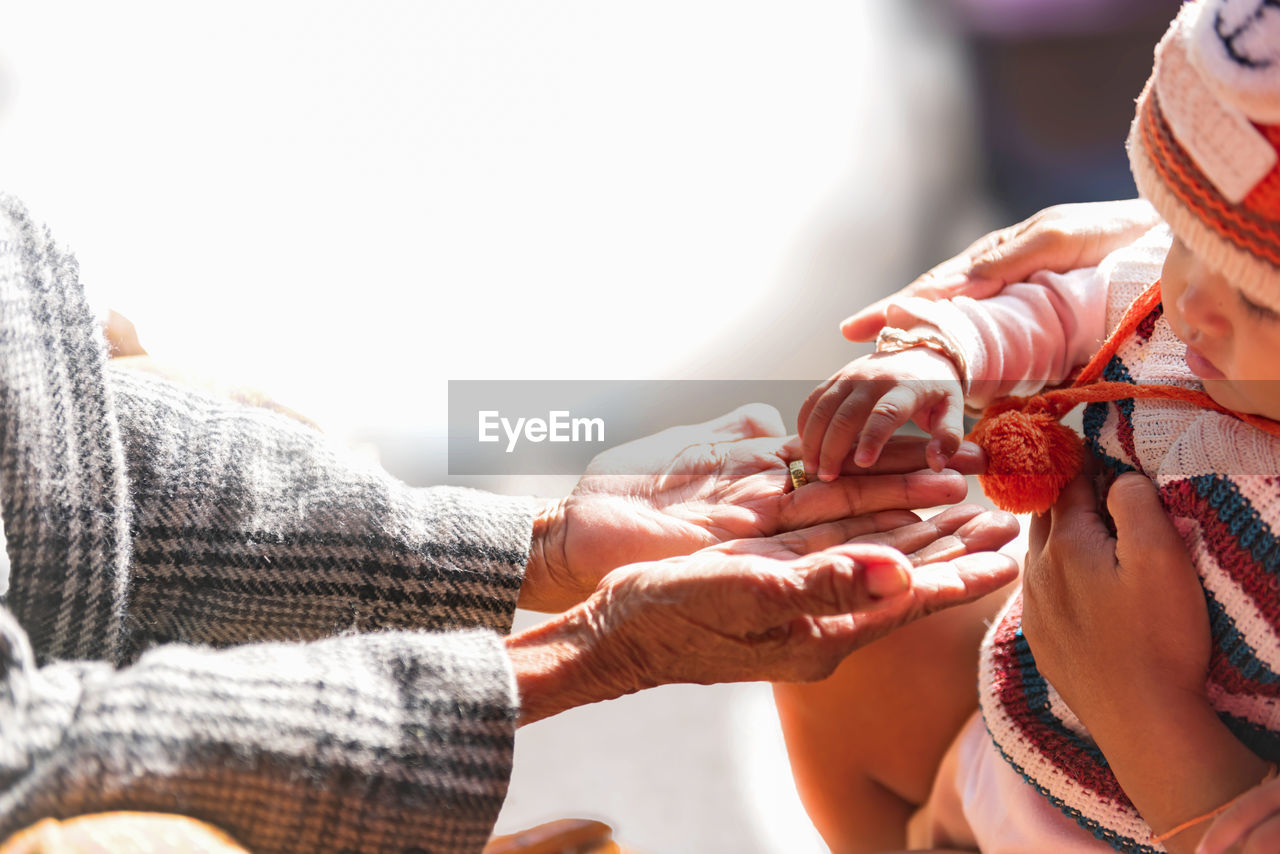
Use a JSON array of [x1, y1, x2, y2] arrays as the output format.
[[874, 326, 967, 390]]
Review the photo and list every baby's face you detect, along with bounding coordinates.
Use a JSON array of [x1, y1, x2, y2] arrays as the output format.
[[1161, 238, 1280, 420]]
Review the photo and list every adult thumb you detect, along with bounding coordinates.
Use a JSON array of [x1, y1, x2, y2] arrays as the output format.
[[1106, 473, 1189, 580], [788, 546, 912, 618], [840, 296, 894, 342]]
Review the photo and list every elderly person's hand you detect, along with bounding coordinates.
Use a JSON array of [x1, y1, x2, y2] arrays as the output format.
[[521, 403, 987, 612], [840, 199, 1159, 342], [509, 502, 1020, 725], [1021, 472, 1268, 854]]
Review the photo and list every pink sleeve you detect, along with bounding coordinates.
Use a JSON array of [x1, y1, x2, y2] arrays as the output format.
[[882, 266, 1107, 410]]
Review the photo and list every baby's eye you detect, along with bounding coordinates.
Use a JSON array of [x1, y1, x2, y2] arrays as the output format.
[[1239, 290, 1280, 322]]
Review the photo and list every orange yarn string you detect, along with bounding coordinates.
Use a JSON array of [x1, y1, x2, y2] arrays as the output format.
[[1034, 279, 1280, 441], [1074, 276, 1165, 385], [993, 279, 1164, 425]]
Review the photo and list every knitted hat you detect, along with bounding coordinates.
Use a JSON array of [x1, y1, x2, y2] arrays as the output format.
[[1128, 0, 1280, 310]]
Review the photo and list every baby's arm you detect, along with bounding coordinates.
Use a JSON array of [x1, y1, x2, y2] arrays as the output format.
[[800, 266, 1107, 480], [882, 265, 1107, 411]]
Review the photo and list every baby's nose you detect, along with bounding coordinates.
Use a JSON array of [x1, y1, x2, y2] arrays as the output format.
[[1177, 282, 1231, 338]]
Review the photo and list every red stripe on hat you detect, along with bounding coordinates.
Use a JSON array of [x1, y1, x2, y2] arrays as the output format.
[[1245, 123, 1280, 221], [1141, 90, 1280, 267]]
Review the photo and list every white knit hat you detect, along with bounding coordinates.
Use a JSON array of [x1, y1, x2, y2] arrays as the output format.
[[1127, 0, 1280, 308]]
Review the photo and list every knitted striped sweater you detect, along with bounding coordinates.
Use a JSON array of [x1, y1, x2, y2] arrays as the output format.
[[888, 226, 1280, 852], [0, 194, 537, 853]]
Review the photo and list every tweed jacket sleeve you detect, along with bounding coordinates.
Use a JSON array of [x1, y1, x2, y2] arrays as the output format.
[[0, 194, 532, 853], [109, 364, 537, 654]]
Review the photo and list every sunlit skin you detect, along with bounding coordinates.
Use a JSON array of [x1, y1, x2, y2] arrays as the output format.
[[1161, 237, 1280, 419]]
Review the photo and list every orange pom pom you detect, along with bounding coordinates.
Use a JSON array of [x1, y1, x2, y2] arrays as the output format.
[[968, 398, 1085, 514]]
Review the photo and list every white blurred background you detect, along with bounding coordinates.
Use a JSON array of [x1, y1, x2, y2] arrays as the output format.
[[0, 2, 1174, 850], [0, 2, 985, 444]]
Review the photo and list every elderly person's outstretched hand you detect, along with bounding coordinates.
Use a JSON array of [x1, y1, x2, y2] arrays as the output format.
[[520, 402, 988, 612], [511, 502, 1019, 724]]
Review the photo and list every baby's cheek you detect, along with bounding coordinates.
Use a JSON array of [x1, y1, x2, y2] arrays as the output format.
[[1208, 376, 1280, 421], [1247, 382, 1280, 421], [1240, 331, 1280, 415]]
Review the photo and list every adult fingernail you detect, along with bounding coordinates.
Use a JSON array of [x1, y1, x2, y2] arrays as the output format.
[[865, 561, 909, 599]]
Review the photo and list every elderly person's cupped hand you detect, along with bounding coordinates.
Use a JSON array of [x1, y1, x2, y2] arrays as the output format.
[[520, 402, 990, 613], [511, 502, 1019, 725]]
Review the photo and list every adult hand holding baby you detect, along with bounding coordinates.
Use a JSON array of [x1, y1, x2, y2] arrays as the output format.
[[1199, 774, 1280, 853], [839, 199, 1159, 342], [1021, 472, 1210, 730], [1022, 472, 1268, 853]]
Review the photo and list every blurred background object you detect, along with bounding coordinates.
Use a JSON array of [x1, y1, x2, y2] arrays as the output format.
[[0, 2, 1176, 850], [949, 0, 1180, 220]]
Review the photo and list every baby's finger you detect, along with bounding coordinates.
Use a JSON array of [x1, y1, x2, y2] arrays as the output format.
[[797, 377, 835, 439], [816, 390, 876, 483], [924, 392, 966, 473], [798, 379, 838, 475], [853, 386, 922, 470], [802, 379, 860, 479]]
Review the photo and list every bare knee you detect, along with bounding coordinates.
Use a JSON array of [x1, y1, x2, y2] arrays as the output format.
[[774, 579, 1014, 853]]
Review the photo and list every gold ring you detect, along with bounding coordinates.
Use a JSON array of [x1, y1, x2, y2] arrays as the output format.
[[788, 460, 808, 490]]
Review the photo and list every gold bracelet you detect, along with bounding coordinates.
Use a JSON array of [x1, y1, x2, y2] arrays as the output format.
[[1150, 763, 1279, 845], [874, 326, 970, 394]]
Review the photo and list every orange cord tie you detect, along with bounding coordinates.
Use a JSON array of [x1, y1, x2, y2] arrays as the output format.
[[968, 279, 1280, 514], [1149, 763, 1279, 845]]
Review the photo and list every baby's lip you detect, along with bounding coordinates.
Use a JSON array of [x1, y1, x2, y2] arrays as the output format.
[[1185, 344, 1225, 380]]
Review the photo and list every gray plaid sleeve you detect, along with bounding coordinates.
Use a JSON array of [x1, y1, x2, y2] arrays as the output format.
[[0, 608, 518, 852], [108, 366, 537, 656], [0, 194, 530, 852]]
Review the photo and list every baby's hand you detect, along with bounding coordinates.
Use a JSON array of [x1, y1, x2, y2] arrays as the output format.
[[799, 347, 964, 481]]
